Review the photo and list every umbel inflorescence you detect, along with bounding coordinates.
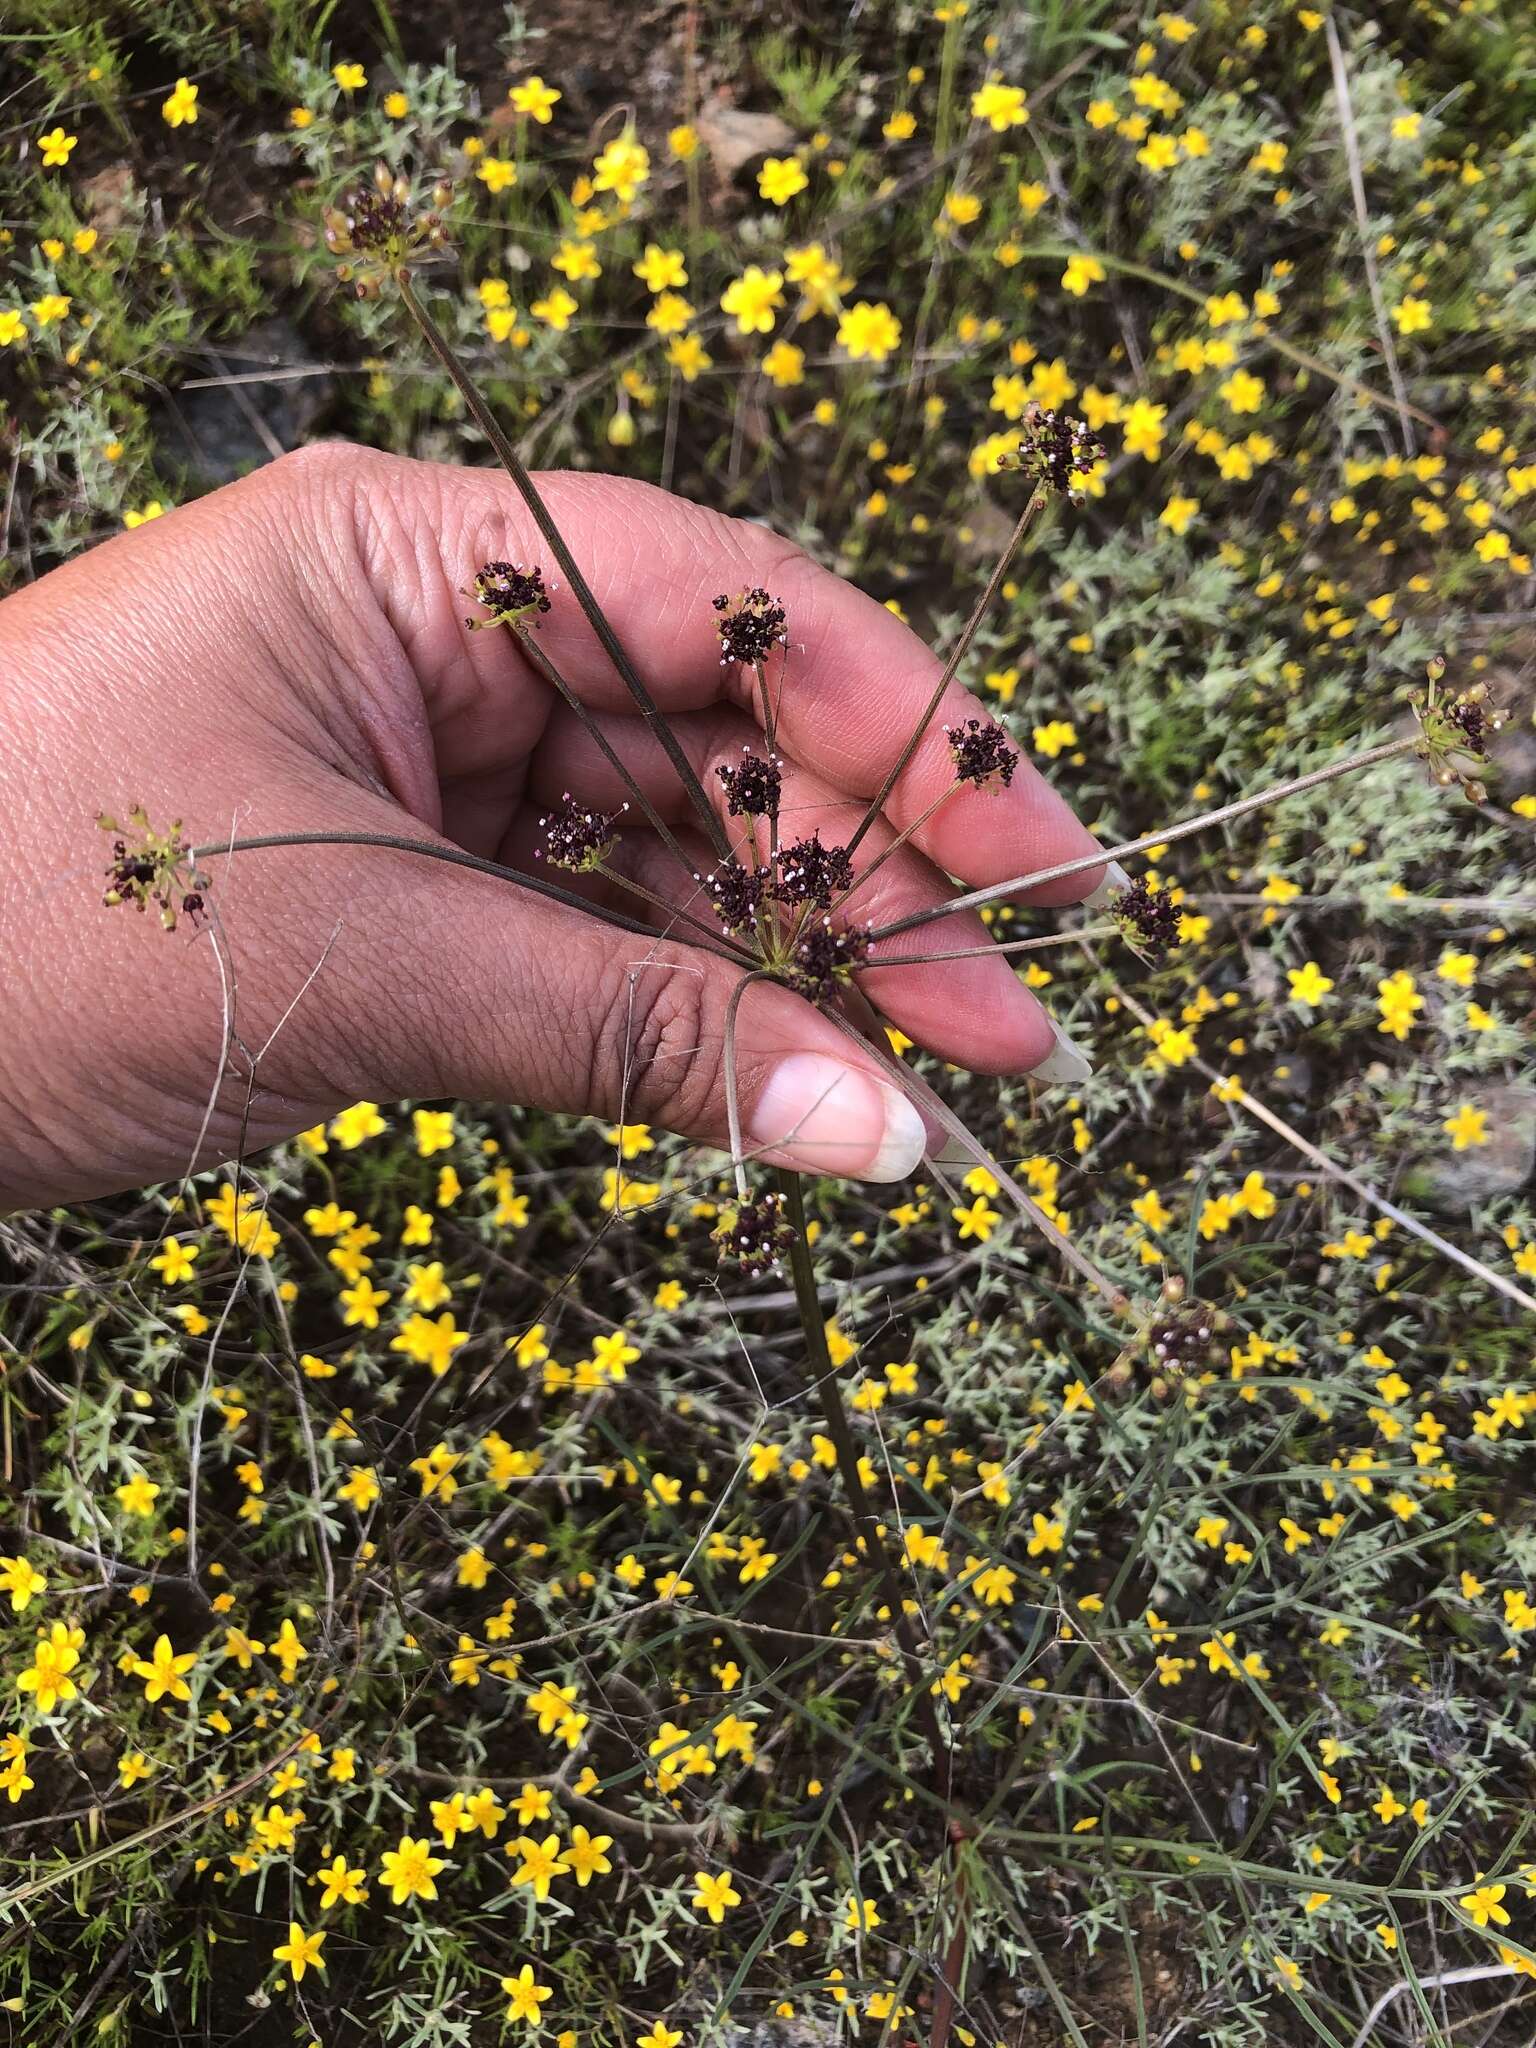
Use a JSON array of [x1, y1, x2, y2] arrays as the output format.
[[98, 348, 1502, 1287], [322, 164, 452, 297]]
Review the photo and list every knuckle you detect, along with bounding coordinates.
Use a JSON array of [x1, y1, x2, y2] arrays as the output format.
[[264, 437, 372, 504], [591, 952, 724, 1136]]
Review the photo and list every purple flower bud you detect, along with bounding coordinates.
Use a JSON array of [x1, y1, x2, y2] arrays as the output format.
[[947, 718, 1019, 789], [712, 588, 789, 667]]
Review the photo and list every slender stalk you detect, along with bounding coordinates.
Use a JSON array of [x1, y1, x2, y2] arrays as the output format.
[[844, 498, 1038, 859], [1110, 979, 1536, 1320], [512, 624, 699, 881], [876, 923, 1116, 967], [595, 864, 754, 960], [722, 970, 768, 1201], [870, 734, 1419, 943], [186, 830, 745, 959], [821, 999, 1134, 1314], [830, 781, 963, 915], [754, 660, 785, 867], [1324, 10, 1415, 458], [395, 272, 732, 864], [775, 1168, 950, 1773]]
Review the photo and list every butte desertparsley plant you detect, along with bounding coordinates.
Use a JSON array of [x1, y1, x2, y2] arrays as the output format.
[[92, 164, 1516, 1815]]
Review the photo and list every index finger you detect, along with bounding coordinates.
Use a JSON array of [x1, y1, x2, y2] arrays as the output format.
[[352, 454, 1108, 903]]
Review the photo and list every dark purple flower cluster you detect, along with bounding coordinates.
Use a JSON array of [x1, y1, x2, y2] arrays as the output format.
[[1008, 403, 1107, 502], [700, 824, 861, 937], [786, 919, 869, 1002], [1113, 875, 1183, 958], [337, 184, 410, 252], [712, 588, 789, 667], [98, 809, 206, 932], [1445, 688, 1497, 756], [775, 834, 854, 909], [713, 1190, 795, 1274], [538, 793, 625, 872], [468, 560, 552, 627], [947, 718, 1019, 789], [321, 167, 452, 296], [1145, 1307, 1222, 1385], [717, 748, 782, 820], [698, 856, 769, 933]]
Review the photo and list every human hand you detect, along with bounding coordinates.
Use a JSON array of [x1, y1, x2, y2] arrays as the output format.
[[0, 444, 1108, 1211]]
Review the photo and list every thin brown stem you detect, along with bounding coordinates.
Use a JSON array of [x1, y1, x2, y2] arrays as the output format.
[[395, 272, 731, 864], [870, 734, 1418, 942], [595, 864, 754, 961], [821, 999, 1135, 1314], [512, 624, 699, 880], [723, 970, 770, 1200], [775, 1169, 951, 1775], [187, 830, 743, 961], [830, 781, 963, 916], [1110, 979, 1536, 1319], [843, 498, 1039, 859], [877, 923, 1116, 966]]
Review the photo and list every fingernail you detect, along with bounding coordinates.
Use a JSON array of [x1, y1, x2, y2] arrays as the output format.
[[1082, 859, 1132, 912], [750, 1054, 927, 1183], [1027, 1016, 1093, 1088]]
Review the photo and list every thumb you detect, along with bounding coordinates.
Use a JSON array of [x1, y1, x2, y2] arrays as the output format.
[[301, 827, 932, 1186]]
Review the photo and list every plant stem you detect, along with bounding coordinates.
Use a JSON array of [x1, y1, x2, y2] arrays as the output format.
[[186, 830, 746, 958], [396, 272, 732, 864], [870, 734, 1419, 943], [723, 971, 769, 1200], [595, 864, 754, 960], [844, 498, 1038, 859], [1110, 978, 1536, 1320], [877, 922, 1116, 966], [512, 624, 700, 881], [775, 1168, 950, 1772], [830, 781, 963, 915]]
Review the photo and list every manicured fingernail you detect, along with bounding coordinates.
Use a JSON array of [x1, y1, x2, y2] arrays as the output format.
[[750, 1054, 927, 1183], [1082, 858, 1132, 912], [1027, 1016, 1093, 1088]]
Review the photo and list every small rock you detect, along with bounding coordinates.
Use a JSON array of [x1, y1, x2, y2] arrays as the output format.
[[154, 318, 335, 489], [721, 2023, 841, 2048], [79, 162, 136, 234], [955, 493, 1021, 566], [696, 102, 796, 178], [1411, 1083, 1536, 1213]]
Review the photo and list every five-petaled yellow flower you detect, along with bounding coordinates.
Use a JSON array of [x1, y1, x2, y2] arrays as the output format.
[[272, 1922, 326, 1982], [162, 78, 199, 127]]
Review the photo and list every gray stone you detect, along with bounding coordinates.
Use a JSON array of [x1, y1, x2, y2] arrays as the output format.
[[696, 104, 797, 178], [1410, 1082, 1536, 1213], [155, 318, 335, 489], [721, 2024, 842, 2048]]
